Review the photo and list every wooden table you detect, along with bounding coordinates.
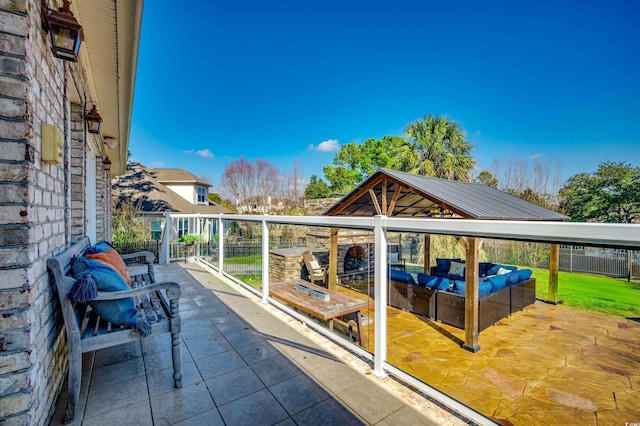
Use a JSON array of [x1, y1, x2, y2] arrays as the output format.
[[270, 279, 367, 345]]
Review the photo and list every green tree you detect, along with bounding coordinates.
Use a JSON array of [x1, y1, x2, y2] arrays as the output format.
[[559, 161, 640, 223], [323, 136, 406, 192], [400, 114, 475, 181], [304, 174, 332, 199], [208, 192, 223, 204], [475, 170, 498, 188]]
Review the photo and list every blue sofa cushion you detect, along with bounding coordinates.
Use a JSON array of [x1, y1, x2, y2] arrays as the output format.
[[416, 273, 436, 287], [389, 268, 416, 284], [518, 269, 533, 281], [451, 279, 493, 298], [487, 274, 508, 291], [435, 258, 463, 274], [432, 277, 451, 290], [505, 270, 520, 286]]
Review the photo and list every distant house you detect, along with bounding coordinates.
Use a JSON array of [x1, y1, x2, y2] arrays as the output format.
[[112, 162, 230, 239]]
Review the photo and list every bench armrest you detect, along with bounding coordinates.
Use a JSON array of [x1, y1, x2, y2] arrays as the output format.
[[92, 280, 181, 302], [121, 251, 155, 280]]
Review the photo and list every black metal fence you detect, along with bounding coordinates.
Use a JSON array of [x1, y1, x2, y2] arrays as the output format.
[[112, 240, 161, 264]]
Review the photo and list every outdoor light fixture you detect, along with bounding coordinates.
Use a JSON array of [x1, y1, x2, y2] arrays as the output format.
[[43, 0, 82, 62], [429, 206, 453, 218], [85, 104, 102, 134], [102, 156, 112, 171]]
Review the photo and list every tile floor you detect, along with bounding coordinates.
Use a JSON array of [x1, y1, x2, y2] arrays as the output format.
[[49, 262, 473, 425]]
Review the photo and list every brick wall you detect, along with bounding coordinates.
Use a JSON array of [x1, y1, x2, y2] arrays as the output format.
[[0, 1, 112, 424]]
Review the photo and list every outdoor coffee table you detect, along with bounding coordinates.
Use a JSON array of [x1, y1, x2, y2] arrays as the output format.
[[269, 279, 367, 346]]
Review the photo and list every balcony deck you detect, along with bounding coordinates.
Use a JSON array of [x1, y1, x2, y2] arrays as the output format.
[[50, 262, 469, 425]]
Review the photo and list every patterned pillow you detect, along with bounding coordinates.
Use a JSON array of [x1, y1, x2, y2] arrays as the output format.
[[448, 261, 465, 276]]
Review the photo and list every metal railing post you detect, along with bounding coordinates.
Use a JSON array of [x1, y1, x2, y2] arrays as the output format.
[[160, 213, 171, 264], [261, 215, 270, 303], [218, 214, 224, 274], [373, 215, 388, 377]]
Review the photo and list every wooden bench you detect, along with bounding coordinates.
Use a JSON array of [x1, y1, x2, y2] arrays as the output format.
[[47, 237, 182, 424]]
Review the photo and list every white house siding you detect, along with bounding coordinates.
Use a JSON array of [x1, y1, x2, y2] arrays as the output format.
[[0, 1, 112, 424], [165, 183, 197, 204]]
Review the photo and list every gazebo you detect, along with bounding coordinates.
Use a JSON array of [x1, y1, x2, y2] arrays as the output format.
[[323, 168, 568, 351]]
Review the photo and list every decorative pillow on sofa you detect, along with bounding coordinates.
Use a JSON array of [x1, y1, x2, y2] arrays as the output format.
[[84, 241, 131, 286], [518, 269, 533, 281], [486, 274, 508, 291], [496, 267, 512, 275], [69, 256, 151, 336], [435, 258, 463, 273], [448, 261, 465, 276], [479, 262, 495, 277], [487, 264, 516, 276], [387, 252, 399, 263]]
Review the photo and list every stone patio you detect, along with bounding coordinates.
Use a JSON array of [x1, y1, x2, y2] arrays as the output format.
[[49, 262, 473, 425], [334, 285, 640, 425]]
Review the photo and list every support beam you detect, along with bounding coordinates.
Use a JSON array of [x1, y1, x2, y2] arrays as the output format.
[[463, 237, 480, 352], [387, 186, 401, 216], [423, 234, 431, 273], [369, 189, 382, 215], [328, 228, 339, 291], [548, 243, 560, 304], [381, 179, 387, 215]]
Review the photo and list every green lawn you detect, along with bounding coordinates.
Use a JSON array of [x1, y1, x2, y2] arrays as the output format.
[[225, 254, 262, 264], [530, 266, 640, 318]]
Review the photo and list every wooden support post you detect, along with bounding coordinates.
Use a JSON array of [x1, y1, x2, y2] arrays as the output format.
[[548, 243, 560, 304], [328, 228, 338, 291], [423, 234, 431, 273], [463, 237, 480, 352]]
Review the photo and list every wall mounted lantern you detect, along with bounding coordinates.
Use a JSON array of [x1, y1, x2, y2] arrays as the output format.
[[102, 156, 112, 171], [85, 104, 103, 134], [43, 0, 82, 62]]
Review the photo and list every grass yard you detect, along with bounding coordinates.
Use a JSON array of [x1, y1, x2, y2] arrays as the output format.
[[530, 266, 640, 318]]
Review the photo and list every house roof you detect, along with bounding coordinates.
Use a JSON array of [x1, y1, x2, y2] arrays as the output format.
[[324, 168, 568, 221], [154, 168, 211, 187], [112, 163, 230, 215]]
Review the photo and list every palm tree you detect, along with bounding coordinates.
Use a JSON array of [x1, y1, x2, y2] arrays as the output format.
[[399, 114, 475, 181]]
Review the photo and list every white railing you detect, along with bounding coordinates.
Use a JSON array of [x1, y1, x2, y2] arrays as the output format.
[[159, 212, 640, 426]]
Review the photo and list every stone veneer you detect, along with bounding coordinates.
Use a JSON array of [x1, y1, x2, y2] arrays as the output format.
[[0, 1, 112, 424]]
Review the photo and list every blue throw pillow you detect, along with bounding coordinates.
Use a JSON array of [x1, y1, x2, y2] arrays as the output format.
[[487, 274, 508, 291], [479, 262, 494, 277], [506, 271, 520, 286], [69, 256, 151, 336], [518, 269, 533, 281], [431, 277, 451, 290]]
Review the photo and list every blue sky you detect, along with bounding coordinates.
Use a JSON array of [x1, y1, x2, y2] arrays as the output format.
[[130, 0, 639, 193]]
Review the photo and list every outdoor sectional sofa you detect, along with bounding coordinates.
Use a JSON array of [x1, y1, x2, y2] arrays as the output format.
[[387, 258, 536, 331]]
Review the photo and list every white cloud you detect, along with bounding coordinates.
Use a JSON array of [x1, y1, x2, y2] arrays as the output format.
[[181, 149, 194, 154], [151, 161, 164, 167], [529, 153, 542, 160], [196, 149, 214, 159], [313, 139, 340, 152]]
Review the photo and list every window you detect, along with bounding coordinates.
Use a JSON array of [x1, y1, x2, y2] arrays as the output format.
[[178, 219, 189, 238], [197, 187, 206, 204], [151, 220, 162, 240]]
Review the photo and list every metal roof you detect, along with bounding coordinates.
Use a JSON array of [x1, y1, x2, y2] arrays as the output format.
[[324, 168, 569, 221]]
